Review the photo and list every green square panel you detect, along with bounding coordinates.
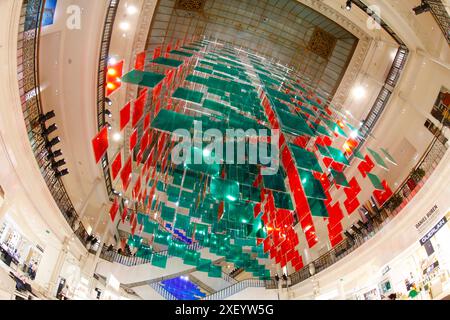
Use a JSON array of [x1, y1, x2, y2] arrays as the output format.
[[170, 50, 193, 57], [307, 198, 328, 217], [168, 241, 187, 258], [353, 149, 365, 160], [317, 145, 350, 166], [172, 87, 204, 104], [151, 109, 195, 132], [276, 109, 315, 136], [367, 147, 389, 170], [194, 66, 214, 74], [210, 177, 240, 202], [121, 70, 165, 88], [154, 229, 171, 246], [298, 169, 327, 200], [367, 173, 384, 190], [183, 250, 200, 266], [186, 74, 209, 86], [197, 259, 212, 272], [290, 144, 323, 173], [208, 264, 222, 278], [174, 213, 191, 230], [330, 169, 349, 187], [151, 253, 168, 268], [161, 204, 176, 222], [381, 148, 397, 165], [151, 57, 183, 67]]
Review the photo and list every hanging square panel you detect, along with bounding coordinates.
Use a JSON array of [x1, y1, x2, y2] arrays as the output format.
[[151, 253, 167, 268], [298, 169, 327, 200], [172, 87, 204, 104], [330, 169, 349, 187], [367, 147, 389, 170], [367, 173, 384, 190], [91, 126, 109, 163], [121, 70, 165, 88]]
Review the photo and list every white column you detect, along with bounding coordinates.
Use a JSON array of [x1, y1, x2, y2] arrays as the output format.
[[47, 237, 70, 297], [76, 177, 102, 221], [92, 204, 107, 236], [338, 278, 346, 300], [87, 214, 112, 296], [0, 199, 11, 222]]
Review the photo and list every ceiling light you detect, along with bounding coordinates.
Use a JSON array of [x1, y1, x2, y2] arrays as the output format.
[[47, 149, 62, 160], [202, 149, 211, 157], [55, 168, 69, 177], [43, 123, 58, 136], [345, 0, 352, 11], [413, 2, 431, 15], [108, 57, 118, 65], [126, 5, 138, 15], [226, 195, 237, 201], [350, 130, 359, 139], [39, 110, 55, 123], [46, 137, 61, 148], [119, 21, 130, 31], [52, 159, 66, 169], [112, 132, 122, 142], [352, 85, 366, 99]]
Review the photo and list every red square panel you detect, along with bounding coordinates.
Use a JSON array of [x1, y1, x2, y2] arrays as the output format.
[[91, 126, 109, 163], [121, 156, 132, 192], [120, 102, 131, 131], [111, 151, 122, 180]]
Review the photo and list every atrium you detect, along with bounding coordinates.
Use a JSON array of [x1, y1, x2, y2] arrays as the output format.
[[0, 0, 449, 302]]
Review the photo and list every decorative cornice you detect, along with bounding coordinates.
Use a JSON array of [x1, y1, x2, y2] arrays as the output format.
[[295, 0, 371, 41], [331, 38, 372, 110]]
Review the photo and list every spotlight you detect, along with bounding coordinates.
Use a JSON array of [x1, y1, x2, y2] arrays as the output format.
[[52, 159, 66, 169], [345, 0, 352, 11], [47, 149, 62, 160], [46, 137, 61, 148], [105, 110, 113, 118], [55, 168, 69, 177], [42, 123, 58, 136], [282, 274, 288, 281], [39, 110, 55, 123], [105, 122, 112, 130], [275, 274, 280, 282], [105, 98, 113, 106], [413, 1, 431, 15]]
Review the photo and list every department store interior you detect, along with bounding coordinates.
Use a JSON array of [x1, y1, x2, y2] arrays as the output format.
[[0, 0, 449, 301]]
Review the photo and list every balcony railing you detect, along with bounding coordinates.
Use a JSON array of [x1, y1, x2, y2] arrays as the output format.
[[426, 0, 450, 44], [202, 278, 276, 300], [17, 0, 91, 247], [289, 137, 448, 287], [98, 242, 203, 267], [96, 0, 120, 200]]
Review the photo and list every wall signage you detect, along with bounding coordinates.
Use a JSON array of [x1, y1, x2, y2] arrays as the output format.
[[415, 205, 439, 233], [419, 216, 448, 246]]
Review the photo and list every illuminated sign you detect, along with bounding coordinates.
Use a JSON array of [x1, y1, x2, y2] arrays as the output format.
[[419, 216, 447, 245]]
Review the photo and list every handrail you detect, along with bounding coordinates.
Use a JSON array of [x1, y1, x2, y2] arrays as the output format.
[[98, 242, 203, 266], [202, 278, 275, 300], [426, 0, 450, 44], [96, 0, 120, 200], [148, 282, 177, 300], [16, 0, 90, 247], [289, 138, 447, 287]]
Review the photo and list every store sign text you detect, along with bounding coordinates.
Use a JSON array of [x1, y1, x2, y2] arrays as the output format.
[[415, 205, 439, 233], [419, 216, 447, 246]]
